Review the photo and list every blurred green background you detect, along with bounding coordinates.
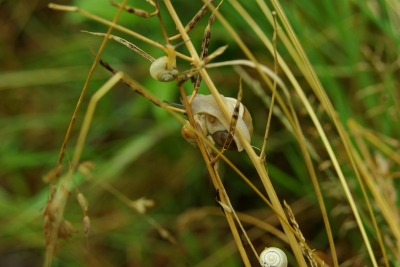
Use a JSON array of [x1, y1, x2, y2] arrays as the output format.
[[0, 0, 399, 266]]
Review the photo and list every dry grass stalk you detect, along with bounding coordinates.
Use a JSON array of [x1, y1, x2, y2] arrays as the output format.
[[267, 0, 383, 265], [196, 1, 309, 265], [45, 0, 309, 265], [284, 201, 319, 267], [42, 0, 397, 266]]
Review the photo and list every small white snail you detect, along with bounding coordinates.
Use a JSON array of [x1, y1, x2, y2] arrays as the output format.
[[181, 94, 253, 152], [259, 247, 288, 267], [149, 44, 179, 82]]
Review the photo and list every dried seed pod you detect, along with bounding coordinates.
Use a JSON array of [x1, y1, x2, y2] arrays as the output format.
[[78, 161, 96, 180], [149, 44, 179, 82], [260, 247, 288, 267], [58, 219, 78, 240], [77, 192, 89, 212], [83, 215, 91, 236], [42, 167, 58, 183], [185, 94, 253, 151], [129, 197, 155, 214]]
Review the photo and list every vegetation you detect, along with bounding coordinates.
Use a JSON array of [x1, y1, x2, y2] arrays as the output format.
[[0, 0, 399, 266]]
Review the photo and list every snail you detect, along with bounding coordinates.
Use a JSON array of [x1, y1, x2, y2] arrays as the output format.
[[259, 247, 288, 267], [149, 44, 179, 82], [181, 94, 253, 152]]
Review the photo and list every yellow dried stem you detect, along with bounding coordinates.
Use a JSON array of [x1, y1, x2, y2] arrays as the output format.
[[218, 186, 260, 261], [263, 0, 385, 264], [168, 0, 216, 41], [110, 0, 158, 18], [163, 1, 322, 266], [177, 83, 252, 265], [284, 201, 318, 267], [348, 120, 390, 267], [43, 73, 125, 267], [81, 31, 156, 62], [48, 2, 128, 182], [48, 3, 192, 62], [260, 11, 278, 161], [43, 1, 332, 266], [194, 0, 308, 265], [348, 145, 395, 266], [230, 0, 340, 265]]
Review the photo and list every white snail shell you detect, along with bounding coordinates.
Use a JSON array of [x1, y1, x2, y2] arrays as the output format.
[[187, 94, 253, 152], [260, 247, 288, 267], [149, 56, 179, 82]]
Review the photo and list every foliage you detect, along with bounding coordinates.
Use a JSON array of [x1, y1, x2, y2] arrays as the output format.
[[0, 0, 399, 266]]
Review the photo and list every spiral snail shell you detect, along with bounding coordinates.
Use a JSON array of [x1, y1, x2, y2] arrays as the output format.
[[182, 94, 253, 152], [149, 44, 178, 82], [149, 56, 179, 82], [259, 247, 288, 267]]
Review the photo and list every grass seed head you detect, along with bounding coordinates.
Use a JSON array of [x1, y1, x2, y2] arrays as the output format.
[[43, 168, 58, 183], [129, 197, 155, 214], [78, 161, 96, 180], [83, 215, 91, 236], [77, 192, 89, 212], [58, 219, 78, 240]]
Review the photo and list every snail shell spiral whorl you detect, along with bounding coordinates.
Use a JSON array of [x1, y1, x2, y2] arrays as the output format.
[[259, 247, 288, 267]]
